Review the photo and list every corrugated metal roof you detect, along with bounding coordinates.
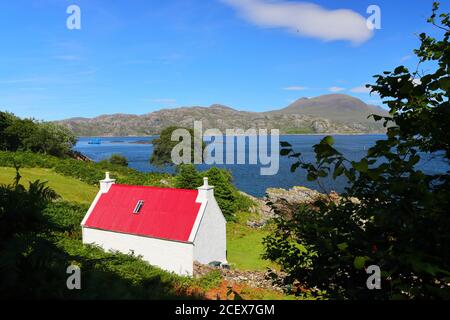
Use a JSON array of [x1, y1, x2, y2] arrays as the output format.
[[84, 184, 202, 242]]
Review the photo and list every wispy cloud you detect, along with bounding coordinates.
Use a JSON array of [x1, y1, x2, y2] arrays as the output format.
[[222, 0, 373, 44], [54, 55, 82, 61], [350, 85, 371, 94], [400, 55, 412, 62], [283, 86, 308, 91], [74, 68, 98, 76], [328, 86, 345, 92]]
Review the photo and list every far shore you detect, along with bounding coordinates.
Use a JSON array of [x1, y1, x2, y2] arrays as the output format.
[[76, 132, 386, 138]]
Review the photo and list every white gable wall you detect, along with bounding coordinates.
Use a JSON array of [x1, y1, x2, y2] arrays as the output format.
[[82, 227, 194, 276], [192, 197, 227, 264]]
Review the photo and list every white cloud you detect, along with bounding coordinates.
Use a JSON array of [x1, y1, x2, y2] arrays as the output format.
[[222, 0, 373, 44], [328, 86, 345, 92], [283, 86, 308, 91], [350, 85, 371, 94]]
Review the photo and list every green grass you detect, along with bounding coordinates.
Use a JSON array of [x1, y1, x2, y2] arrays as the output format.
[[0, 165, 274, 272], [0, 167, 98, 204], [227, 221, 278, 271]]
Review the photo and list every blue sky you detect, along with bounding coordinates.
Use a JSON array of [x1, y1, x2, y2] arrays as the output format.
[[0, 0, 447, 120]]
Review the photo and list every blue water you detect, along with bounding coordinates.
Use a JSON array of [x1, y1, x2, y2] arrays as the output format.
[[74, 135, 449, 197]]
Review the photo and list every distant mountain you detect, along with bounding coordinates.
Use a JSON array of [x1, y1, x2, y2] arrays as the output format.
[[56, 94, 389, 136]]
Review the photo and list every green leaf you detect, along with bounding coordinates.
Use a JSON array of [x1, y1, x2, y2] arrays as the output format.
[[333, 166, 344, 179], [280, 148, 291, 156], [352, 159, 369, 173], [290, 162, 300, 173], [353, 256, 368, 269], [323, 136, 334, 145], [317, 170, 328, 178], [280, 141, 292, 148], [337, 243, 348, 251]]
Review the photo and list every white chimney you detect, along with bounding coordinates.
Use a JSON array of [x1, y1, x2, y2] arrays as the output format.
[[197, 177, 214, 201], [100, 172, 116, 193]]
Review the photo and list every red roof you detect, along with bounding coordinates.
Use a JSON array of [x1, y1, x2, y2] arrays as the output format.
[[84, 184, 202, 242]]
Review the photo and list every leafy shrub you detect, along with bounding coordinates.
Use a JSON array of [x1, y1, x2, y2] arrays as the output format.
[[99, 154, 128, 167], [195, 269, 222, 290], [0, 151, 173, 188], [150, 126, 205, 166], [173, 164, 254, 221], [205, 167, 239, 220], [174, 164, 203, 189], [267, 3, 450, 300], [0, 111, 76, 157]]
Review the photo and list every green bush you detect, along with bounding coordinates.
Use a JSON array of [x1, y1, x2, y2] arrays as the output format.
[[150, 126, 205, 166], [173, 164, 254, 221], [99, 154, 128, 167], [204, 167, 239, 220], [174, 164, 202, 189], [0, 111, 76, 157], [0, 150, 58, 168], [0, 151, 173, 188], [267, 3, 450, 300]]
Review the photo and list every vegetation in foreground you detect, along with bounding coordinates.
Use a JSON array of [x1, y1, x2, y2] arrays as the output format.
[[0, 168, 292, 299], [267, 3, 450, 300], [0, 151, 291, 299], [0, 167, 98, 204]]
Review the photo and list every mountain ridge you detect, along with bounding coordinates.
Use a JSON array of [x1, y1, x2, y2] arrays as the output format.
[[56, 94, 389, 136]]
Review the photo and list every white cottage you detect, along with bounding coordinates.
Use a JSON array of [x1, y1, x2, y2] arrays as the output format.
[[81, 173, 227, 276]]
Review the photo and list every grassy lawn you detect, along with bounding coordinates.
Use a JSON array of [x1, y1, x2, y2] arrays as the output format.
[[0, 167, 98, 204], [227, 221, 278, 271]]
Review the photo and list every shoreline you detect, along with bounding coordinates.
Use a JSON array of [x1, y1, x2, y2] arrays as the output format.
[[76, 132, 386, 138]]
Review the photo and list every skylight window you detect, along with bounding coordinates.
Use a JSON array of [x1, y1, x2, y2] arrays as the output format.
[[133, 200, 144, 214]]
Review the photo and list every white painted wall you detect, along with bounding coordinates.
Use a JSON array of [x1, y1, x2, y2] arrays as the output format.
[[192, 197, 227, 264], [82, 227, 194, 276]]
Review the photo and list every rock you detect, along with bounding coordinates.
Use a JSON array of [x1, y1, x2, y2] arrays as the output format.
[[266, 186, 322, 204], [193, 261, 287, 292], [246, 221, 265, 228], [159, 179, 170, 186], [238, 191, 275, 228], [265, 186, 325, 217], [208, 261, 222, 267], [264, 186, 354, 218]]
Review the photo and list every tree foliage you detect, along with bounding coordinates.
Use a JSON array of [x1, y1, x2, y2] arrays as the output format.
[[0, 111, 77, 157], [100, 154, 129, 167], [174, 164, 203, 189], [150, 126, 204, 166], [265, 2, 450, 299], [173, 164, 253, 221]]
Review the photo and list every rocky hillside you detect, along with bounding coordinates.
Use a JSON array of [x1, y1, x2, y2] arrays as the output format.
[[56, 94, 389, 136]]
